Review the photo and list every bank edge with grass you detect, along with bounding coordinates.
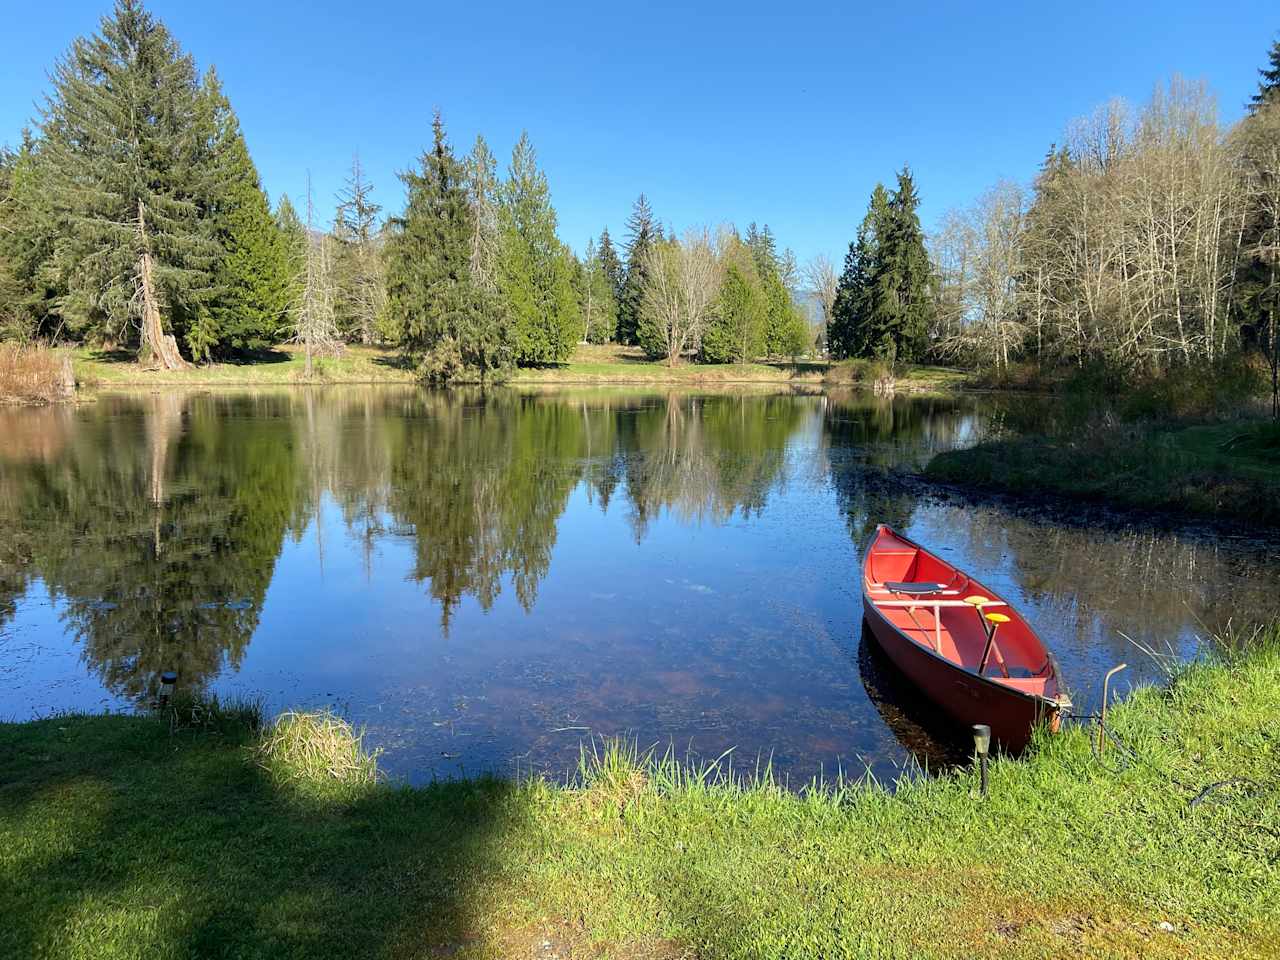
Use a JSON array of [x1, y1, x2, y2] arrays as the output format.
[[2, 628, 1277, 959]]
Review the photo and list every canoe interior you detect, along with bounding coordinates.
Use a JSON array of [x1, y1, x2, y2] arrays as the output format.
[[864, 527, 1062, 703]]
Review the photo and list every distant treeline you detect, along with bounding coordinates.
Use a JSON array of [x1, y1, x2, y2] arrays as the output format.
[[1, 1, 1277, 390], [0, 1, 811, 379]]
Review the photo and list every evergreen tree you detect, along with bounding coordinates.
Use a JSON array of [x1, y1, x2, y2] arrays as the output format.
[[385, 112, 511, 382], [597, 227, 624, 306], [618, 194, 657, 345], [37, 0, 221, 367], [829, 184, 891, 359], [464, 135, 501, 295], [274, 193, 306, 301], [701, 246, 766, 363], [1251, 37, 1280, 112], [332, 154, 385, 344], [0, 132, 58, 341], [867, 166, 933, 362], [578, 238, 618, 344], [204, 69, 293, 356], [496, 132, 579, 364]]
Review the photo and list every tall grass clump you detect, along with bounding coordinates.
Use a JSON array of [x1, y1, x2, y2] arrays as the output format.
[[255, 708, 381, 802], [0, 341, 75, 403]]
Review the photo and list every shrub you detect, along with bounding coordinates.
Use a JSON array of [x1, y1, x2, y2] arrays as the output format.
[[255, 709, 381, 801], [0, 342, 75, 403]]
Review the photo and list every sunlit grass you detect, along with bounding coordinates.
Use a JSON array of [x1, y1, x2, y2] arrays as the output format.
[[2, 629, 1277, 958]]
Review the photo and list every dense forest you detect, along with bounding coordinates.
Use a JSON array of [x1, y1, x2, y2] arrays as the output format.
[[1, 1, 1278, 397]]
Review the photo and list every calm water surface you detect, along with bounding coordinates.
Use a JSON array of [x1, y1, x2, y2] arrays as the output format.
[[3, 386, 1278, 783]]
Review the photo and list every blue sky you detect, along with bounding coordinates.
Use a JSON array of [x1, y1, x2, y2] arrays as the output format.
[[3, 1, 1276, 264]]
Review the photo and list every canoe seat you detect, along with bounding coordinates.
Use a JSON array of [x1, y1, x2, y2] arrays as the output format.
[[883, 581, 945, 595]]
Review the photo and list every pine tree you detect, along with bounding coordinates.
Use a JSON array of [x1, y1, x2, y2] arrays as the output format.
[[1251, 37, 1280, 112], [385, 112, 510, 382], [496, 132, 579, 364], [275, 194, 306, 297], [203, 69, 293, 357], [38, 0, 221, 367], [829, 184, 891, 359], [618, 194, 657, 345], [332, 154, 385, 344], [597, 227, 624, 307]]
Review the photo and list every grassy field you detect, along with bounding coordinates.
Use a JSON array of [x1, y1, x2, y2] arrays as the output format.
[[3, 631, 1277, 959], [68, 342, 968, 393], [927, 419, 1280, 526]]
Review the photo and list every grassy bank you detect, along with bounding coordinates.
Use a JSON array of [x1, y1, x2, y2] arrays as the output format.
[[69, 341, 968, 393], [72, 344, 417, 386], [927, 419, 1280, 526], [3, 635, 1278, 959]]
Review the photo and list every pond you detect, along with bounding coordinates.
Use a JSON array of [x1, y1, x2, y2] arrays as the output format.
[[2, 386, 1279, 784]]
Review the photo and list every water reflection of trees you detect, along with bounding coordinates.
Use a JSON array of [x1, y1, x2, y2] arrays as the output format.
[[0, 387, 816, 696], [0, 393, 302, 699]]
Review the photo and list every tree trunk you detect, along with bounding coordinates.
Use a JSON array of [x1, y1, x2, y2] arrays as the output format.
[[137, 200, 188, 371]]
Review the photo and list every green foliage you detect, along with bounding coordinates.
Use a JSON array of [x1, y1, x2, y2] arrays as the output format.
[[203, 71, 294, 357], [829, 183, 890, 359], [495, 133, 579, 364], [830, 171, 934, 363], [702, 258, 767, 363], [577, 238, 617, 344], [0, 133, 59, 342], [596, 226, 624, 308], [385, 113, 511, 382], [36, 0, 223, 359], [617, 194, 657, 345], [1251, 36, 1280, 111], [331, 155, 384, 345]]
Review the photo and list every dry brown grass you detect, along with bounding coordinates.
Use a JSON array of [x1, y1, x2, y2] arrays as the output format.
[[0, 342, 75, 403]]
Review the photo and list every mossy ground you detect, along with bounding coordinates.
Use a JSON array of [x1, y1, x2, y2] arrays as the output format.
[[3, 633, 1278, 958]]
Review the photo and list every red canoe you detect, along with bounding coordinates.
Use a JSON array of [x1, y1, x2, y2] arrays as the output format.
[[861, 525, 1070, 751]]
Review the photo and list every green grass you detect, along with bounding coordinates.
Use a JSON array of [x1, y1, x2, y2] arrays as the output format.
[[73, 344, 417, 386], [927, 419, 1280, 526], [3, 631, 1278, 958], [68, 341, 970, 394]]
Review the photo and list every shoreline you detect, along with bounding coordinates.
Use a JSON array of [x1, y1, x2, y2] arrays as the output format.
[[2, 633, 1276, 958]]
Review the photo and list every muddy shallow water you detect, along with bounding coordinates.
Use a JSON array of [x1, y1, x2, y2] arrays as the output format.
[[2, 386, 1278, 784]]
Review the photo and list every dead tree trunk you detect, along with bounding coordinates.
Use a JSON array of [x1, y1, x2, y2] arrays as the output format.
[[137, 200, 188, 371]]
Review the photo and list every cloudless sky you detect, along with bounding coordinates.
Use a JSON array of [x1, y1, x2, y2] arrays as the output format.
[[2, 1, 1276, 264]]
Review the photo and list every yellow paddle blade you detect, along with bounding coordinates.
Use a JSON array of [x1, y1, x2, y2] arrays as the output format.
[[984, 612, 1011, 624], [963, 595, 990, 606]]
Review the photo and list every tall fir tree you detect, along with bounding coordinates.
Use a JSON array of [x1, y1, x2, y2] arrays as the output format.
[[1251, 37, 1280, 112], [597, 227, 624, 307], [464, 135, 502, 295], [618, 194, 657, 345], [577, 238, 618, 344], [496, 132, 579, 364], [829, 183, 891, 359], [867, 166, 933, 362], [37, 0, 221, 367], [0, 131, 58, 341], [385, 112, 510, 382], [332, 154, 385, 344], [203, 68, 293, 357]]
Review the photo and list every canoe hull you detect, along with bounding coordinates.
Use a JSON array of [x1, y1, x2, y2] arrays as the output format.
[[862, 595, 1059, 752]]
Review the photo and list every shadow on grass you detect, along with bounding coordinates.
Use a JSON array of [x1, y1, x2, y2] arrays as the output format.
[[371, 352, 416, 371], [0, 713, 529, 959], [86, 348, 136, 364]]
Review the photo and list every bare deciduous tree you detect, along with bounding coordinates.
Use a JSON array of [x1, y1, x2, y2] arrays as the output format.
[[640, 228, 721, 366], [802, 254, 837, 355], [296, 174, 342, 378]]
